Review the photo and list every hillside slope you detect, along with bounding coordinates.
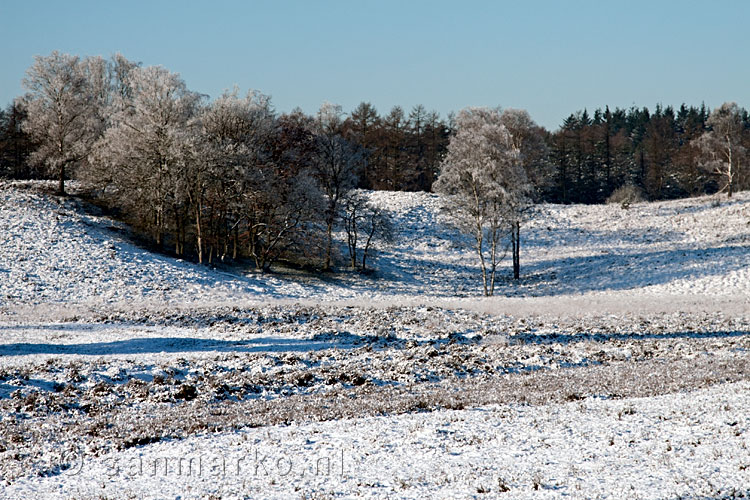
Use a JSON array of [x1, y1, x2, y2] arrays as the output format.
[[1, 181, 748, 314], [1, 181, 749, 499]]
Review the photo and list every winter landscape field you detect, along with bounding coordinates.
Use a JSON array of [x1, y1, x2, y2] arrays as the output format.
[[0, 180, 748, 499]]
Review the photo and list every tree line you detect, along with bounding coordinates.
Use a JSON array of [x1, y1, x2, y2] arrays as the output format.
[[5, 70, 748, 207], [547, 104, 750, 203], [1, 51, 748, 277], [4, 52, 397, 271]]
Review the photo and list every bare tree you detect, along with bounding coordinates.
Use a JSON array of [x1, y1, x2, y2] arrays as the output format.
[[312, 102, 362, 270], [434, 107, 531, 295], [696, 102, 746, 197], [341, 191, 394, 272]]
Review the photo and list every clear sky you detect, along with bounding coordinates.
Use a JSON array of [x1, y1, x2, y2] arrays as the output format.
[[1, 0, 748, 131]]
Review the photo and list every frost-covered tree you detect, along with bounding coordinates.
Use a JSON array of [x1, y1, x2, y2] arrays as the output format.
[[109, 53, 140, 106], [195, 89, 273, 263], [312, 102, 362, 270], [21, 52, 100, 194], [202, 91, 324, 270], [696, 102, 746, 197], [434, 107, 531, 295], [90, 65, 202, 246], [500, 109, 550, 197]]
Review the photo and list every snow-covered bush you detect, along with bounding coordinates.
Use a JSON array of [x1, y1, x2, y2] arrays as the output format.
[[606, 184, 644, 208]]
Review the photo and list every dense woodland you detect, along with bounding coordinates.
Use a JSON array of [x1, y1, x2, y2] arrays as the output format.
[[549, 104, 750, 203], [1, 51, 748, 271], [5, 86, 749, 204]]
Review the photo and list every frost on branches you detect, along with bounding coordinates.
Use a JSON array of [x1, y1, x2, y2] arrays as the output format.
[[696, 102, 747, 198], [434, 107, 532, 296], [21, 52, 107, 195]]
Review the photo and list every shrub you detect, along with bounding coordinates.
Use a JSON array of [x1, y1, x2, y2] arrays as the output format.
[[606, 184, 645, 208]]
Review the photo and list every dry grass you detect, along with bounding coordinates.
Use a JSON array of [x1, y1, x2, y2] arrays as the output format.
[[3, 350, 749, 482]]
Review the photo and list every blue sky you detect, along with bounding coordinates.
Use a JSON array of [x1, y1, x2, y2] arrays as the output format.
[[1, 0, 748, 130]]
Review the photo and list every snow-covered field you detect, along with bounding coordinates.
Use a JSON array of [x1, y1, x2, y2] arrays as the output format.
[[0, 181, 748, 499], [6, 381, 750, 499], [2, 181, 749, 312]]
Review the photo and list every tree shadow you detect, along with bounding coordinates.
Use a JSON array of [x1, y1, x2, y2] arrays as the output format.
[[512, 243, 750, 295], [0, 334, 371, 357], [510, 329, 750, 346]]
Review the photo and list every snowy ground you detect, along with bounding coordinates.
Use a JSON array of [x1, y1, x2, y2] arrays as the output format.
[[0, 181, 749, 498], [1, 181, 749, 313], [5, 381, 750, 499]]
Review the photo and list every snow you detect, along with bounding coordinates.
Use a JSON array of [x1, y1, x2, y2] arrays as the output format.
[[2, 181, 749, 314], [4, 381, 749, 499], [0, 181, 749, 499]]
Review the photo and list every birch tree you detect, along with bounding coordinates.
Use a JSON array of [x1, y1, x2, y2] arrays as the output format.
[[500, 109, 542, 278], [696, 102, 746, 197], [434, 107, 531, 295]]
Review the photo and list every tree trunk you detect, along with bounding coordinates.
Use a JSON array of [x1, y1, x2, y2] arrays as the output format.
[[475, 228, 488, 297], [489, 235, 497, 296], [347, 217, 358, 269], [233, 226, 238, 260], [195, 203, 203, 264], [175, 220, 181, 255], [727, 138, 734, 198], [512, 221, 521, 280], [58, 163, 65, 195], [362, 224, 376, 272], [361, 249, 368, 272], [324, 218, 334, 271], [478, 248, 488, 296]]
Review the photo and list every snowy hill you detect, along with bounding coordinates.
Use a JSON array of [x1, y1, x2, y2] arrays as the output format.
[[0, 182, 310, 309], [366, 189, 750, 300], [1, 181, 749, 499], [1, 181, 748, 315]]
